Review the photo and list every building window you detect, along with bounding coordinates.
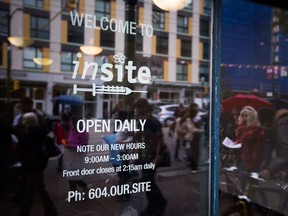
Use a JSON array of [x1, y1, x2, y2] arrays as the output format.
[[24, 0, 44, 7], [61, 51, 77, 72], [152, 10, 165, 30], [177, 15, 188, 34], [176, 63, 188, 81], [200, 19, 210, 37], [0, 44, 3, 66], [95, 0, 110, 19], [200, 64, 209, 82], [23, 47, 43, 69], [31, 16, 50, 40], [0, 10, 8, 35], [94, 55, 109, 77], [183, 1, 193, 11], [68, 22, 84, 44], [156, 36, 168, 55], [203, 0, 212, 15], [100, 30, 115, 48], [203, 41, 210, 60], [136, 33, 143, 52], [181, 40, 191, 57]]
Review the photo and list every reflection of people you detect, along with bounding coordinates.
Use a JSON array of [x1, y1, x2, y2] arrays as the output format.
[[174, 103, 185, 118], [180, 103, 203, 172], [235, 106, 266, 203], [260, 109, 288, 179], [13, 97, 52, 205], [173, 112, 185, 161], [235, 106, 264, 172], [220, 107, 241, 167], [220, 107, 241, 141], [115, 110, 134, 201], [64, 116, 90, 191], [54, 116, 71, 172], [169, 102, 184, 138], [134, 98, 167, 216], [0, 102, 17, 197], [19, 112, 57, 216], [257, 107, 277, 170], [113, 101, 125, 119]]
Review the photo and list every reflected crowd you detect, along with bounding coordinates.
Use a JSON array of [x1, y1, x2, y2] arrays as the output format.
[[0, 97, 209, 216], [220, 99, 288, 215]]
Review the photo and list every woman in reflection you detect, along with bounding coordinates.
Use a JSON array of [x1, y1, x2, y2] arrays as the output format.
[[19, 112, 57, 216], [134, 98, 167, 216], [64, 116, 90, 192], [235, 106, 264, 172], [235, 106, 267, 203]]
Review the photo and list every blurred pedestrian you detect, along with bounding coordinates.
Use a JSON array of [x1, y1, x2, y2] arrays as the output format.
[[12, 97, 52, 205], [0, 102, 18, 197], [220, 107, 241, 167], [54, 116, 71, 172], [257, 107, 277, 170], [64, 116, 90, 192], [235, 106, 266, 203], [220, 106, 241, 141], [115, 110, 134, 201], [180, 103, 203, 172], [235, 106, 264, 172], [173, 111, 185, 161], [134, 98, 167, 216], [18, 112, 57, 216], [260, 109, 288, 179], [169, 103, 185, 137]]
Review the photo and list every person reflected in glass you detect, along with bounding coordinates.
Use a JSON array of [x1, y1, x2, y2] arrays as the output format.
[[180, 103, 203, 172], [134, 98, 167, 216], [115, 110, 134, 201], [173, 111, 185, 161], [64, 116, 90, 192], [54, 114, 71, 172], [235, 106, 264, 172], [220, 106, 241, 168], [18, 112, 57, 216], [235, 106, 266, 203], [0, 102, 18, 199], [260, 109, 288, 179]]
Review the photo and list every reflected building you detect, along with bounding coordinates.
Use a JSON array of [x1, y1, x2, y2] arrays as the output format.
[[221, 0, 288, 99], [0, 0, 211, 118]]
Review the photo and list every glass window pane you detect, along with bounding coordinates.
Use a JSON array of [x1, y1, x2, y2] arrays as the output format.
[[220, 2, 288, 216], [0, 10, 9, 35], [2, 1, 213, 216]]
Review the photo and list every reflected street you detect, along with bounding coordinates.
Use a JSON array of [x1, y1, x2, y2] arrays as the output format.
[[2, 125, 210, 216]]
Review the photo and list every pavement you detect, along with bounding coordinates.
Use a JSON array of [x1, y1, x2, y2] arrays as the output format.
[[1, 127, 211, 216]]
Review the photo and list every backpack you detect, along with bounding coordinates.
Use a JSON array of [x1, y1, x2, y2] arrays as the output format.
[[42, 131, 61, 158]]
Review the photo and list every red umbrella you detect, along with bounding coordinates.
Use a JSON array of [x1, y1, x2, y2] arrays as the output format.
[[221, 94, 272, 113]]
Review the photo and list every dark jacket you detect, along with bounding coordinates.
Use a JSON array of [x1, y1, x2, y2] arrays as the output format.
[[269, 113, 288, 174], [236, 125, 264, 172], [20, 126, 48, 171], [135, 115, 163, 163]]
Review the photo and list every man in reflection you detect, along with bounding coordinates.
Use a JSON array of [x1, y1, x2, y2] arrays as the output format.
[[260, 109, 288, 179], [134, 98, 167, 216], [0, 102, 18, 198], [18, 112, 57, 216]]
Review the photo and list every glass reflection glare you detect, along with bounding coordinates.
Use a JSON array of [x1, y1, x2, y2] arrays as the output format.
[[152, 0, 191, 11]]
